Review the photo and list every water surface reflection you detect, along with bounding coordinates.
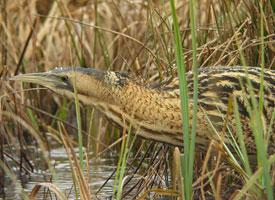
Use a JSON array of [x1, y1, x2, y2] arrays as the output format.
[[4, 147, 118, 199]]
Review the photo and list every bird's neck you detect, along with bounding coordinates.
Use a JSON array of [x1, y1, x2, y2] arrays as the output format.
[[75, 80, 189, 146], [111, 82, 183, 133]]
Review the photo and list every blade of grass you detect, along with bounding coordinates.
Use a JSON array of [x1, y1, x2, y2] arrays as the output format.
[[113, 125, 133, 200], [113, 128, 128, 198], [51, 98, 69, 127], [258, 2, 273, 198], [169, 0, 192, 199], [72, 70, 84, 171], [267, 109, 275, 141], [58, 123, 91, 200], [235, 7, 273, 197], [234, 154, 275, 200], [26, 108, 39, 131], [116, 126, 133, 200], [188, 0, 199, 198]]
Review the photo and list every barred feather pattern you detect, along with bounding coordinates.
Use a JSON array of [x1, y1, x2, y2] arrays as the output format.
[[103, 66, 275, 155], [13, 66, 275, 155], [155, 66, 275, 154]]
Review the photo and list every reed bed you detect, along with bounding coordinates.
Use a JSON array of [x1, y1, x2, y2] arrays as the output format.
[[0, 0, 274, 199]]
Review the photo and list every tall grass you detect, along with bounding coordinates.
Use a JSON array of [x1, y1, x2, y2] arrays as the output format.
[[258, 2, 273, 199], [169, 0, 190, 198], [1, 0, 275, 199], [188, 0, 199, 199], [113, 126, 132, 199], [169, 0, 199, 199], [229, 1, 274, 198]]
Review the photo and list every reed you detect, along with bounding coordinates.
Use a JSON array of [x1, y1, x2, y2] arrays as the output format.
[[0, 0, 274, 199], [169, 0, 196, 199]]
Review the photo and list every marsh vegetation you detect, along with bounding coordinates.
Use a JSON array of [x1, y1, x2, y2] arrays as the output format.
[[0, 0, 274, 199]]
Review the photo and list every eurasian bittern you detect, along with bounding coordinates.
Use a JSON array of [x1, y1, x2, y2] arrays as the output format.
[[11, 66, 275, 155]]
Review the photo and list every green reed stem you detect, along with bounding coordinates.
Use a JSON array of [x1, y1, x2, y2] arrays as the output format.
[[189, 0, 198, 198], [113, 126, 132, 200], [169, 0, 194, 199]]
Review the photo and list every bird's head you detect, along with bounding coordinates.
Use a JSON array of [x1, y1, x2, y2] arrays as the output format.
[[11, 67, 129, 105]]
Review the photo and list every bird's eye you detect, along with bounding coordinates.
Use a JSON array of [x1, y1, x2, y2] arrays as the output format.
[[61, 75, 69, 81]]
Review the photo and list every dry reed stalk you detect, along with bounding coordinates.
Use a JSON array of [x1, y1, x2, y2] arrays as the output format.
[[1, 0, 274, 199]]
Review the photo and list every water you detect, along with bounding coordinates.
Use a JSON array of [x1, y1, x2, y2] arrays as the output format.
[[2, 147, 118, 199]]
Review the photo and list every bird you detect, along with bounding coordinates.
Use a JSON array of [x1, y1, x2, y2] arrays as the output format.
[[11, 66, 275, 155]]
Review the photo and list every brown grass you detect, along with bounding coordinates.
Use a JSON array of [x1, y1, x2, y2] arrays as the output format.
[[0, 0, 274, 199]]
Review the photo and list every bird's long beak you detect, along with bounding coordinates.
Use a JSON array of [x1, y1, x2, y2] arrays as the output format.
[[10, 72, 72, 91]]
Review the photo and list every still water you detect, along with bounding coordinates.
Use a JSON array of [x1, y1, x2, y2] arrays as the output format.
[[3, 147, 118, 199]]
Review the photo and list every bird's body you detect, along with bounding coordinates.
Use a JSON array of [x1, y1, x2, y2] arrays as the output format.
[[12, 66, 275, 155]]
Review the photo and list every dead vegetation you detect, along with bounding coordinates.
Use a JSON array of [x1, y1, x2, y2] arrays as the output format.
[[0, 0, 274, 199]]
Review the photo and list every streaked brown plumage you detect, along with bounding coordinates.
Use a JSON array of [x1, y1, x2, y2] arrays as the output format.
[[11, 66, 275, 155]]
